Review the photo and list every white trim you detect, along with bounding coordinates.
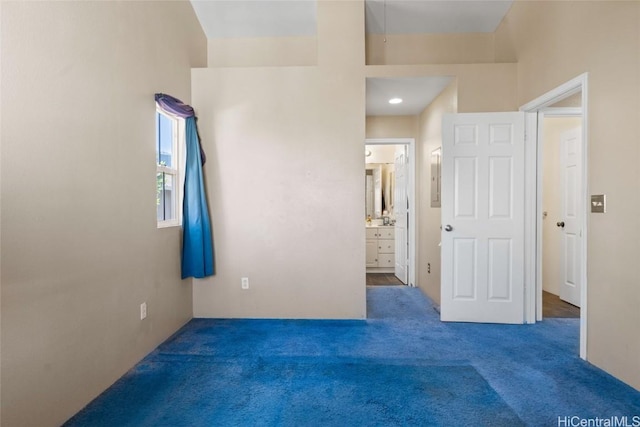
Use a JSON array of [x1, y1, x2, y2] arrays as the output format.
[[157, 165, 178, 175], [156, 108, 185, 229], [520, 73, 589, 360], [535, 111, 545, 322], [541, 107, 582, 117], [156, 105, 185, 122], [177, 118, 186, 224], [524, 112, 538, 324], [365, 138, 416, 288], [157, 218, 181, 229], [520, 74, 586, 112]]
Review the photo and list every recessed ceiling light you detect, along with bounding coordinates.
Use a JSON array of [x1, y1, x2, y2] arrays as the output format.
[[389, 98, 403, 104]]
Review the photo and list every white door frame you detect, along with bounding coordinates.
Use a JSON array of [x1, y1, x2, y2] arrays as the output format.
[[365, 138, 416, 287], [520, 73, 589, 360]]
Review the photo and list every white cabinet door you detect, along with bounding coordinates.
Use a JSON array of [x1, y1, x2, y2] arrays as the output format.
[[559, 128, 582, 307], [366, 240, 378, 267], [441, 112, 526, 324]]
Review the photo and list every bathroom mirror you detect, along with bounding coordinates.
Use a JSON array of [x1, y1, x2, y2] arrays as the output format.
[[365, 144, 398, 220], [365, 163, 394, 219]]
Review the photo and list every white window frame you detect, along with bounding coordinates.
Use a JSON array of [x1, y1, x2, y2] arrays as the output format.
[[156, 107, 186, 228]]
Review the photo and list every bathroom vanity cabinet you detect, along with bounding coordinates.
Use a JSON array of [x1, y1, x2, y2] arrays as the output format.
[[366, 226, 395, 272]]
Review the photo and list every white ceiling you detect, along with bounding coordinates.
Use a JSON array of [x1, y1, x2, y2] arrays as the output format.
[[191, 0, 513, 39], [365, 0, 513, 34], [367, 77, 454, 116], [190, 1, 511, 116], [191, 1, 317, 39]]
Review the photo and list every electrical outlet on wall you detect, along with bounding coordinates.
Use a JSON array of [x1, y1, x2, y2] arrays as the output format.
[[241, 277, 249, 290], [427, 263, 431, 274], [140, 302, 147, 320]]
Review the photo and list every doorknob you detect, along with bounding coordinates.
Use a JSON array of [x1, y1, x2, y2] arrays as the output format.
[[556, 221, 565, 228], [444, 224, 453, 232]]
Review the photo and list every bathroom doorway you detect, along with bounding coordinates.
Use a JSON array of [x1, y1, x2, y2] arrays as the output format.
[[365, 139, 416, 287]]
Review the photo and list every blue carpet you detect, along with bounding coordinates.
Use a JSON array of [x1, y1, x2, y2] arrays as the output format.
[[65, 286, 640, 426]]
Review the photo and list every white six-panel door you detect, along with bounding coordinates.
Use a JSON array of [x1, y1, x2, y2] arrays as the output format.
[[559, 128, 582, 307], [441, 113, 526, 324]]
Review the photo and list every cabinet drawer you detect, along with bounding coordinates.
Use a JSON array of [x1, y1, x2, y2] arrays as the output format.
[[378, 239, 394, 254], [378, 228, 395, 239], [366, 228, 379, 239], [378, 253, 395, 267]]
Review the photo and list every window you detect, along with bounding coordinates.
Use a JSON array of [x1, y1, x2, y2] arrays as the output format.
[[156, 108, 183, 227]]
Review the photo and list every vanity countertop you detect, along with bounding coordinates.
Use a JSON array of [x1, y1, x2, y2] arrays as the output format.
[[366, 224, 394, 228]]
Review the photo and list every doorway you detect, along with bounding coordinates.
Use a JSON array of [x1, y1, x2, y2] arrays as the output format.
[[521, 73, 589, 359], [364, 138, 416, 288], [438, 74, 588, 357], [540, 113, 583, 319]]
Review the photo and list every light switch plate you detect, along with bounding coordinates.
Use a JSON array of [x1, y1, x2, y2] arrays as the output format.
[[590, 195, 606, 213]]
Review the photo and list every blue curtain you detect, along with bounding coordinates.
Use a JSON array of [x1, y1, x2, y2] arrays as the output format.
[[155, 93, 214, 279]]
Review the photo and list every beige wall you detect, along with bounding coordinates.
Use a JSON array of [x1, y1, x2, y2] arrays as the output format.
[[550, 92, 582, 108], [365, 115, 418, 140], [208, 36, 317, 67], [416, 81, 458, 304], [0, 1, 206, 426], [497, 1, 640, 390], [542, 117, 582, 296], [191, 1, 366, 319], [366, 33, 496, 65]]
